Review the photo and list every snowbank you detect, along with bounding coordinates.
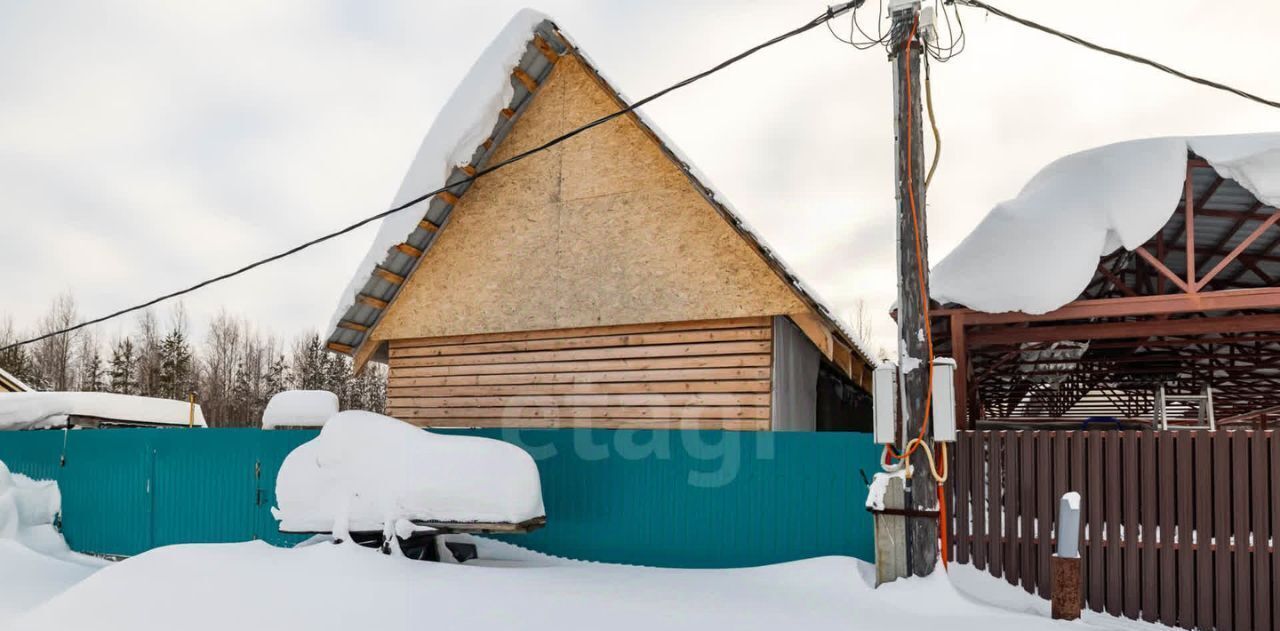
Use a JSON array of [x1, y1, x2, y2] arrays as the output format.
[[261, 390, 339, 429], [10, 540, 1171, 631], [0, 392, 207, 430], [0, 460, 105, 625], [272, 411, 544, 534], [932, 133, 1280, 314], [326, 9, 549, 337]]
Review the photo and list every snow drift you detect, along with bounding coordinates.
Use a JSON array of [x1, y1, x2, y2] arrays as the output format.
[[271, 411, 544, 534], [0, 392, 207, 430], [931, 133, 1280, 314], [261, 390, 339, 429], [0, 460, 104, 625]]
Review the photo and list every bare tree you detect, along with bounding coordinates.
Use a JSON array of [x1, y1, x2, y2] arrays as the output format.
[[33, 293, 80, 391]]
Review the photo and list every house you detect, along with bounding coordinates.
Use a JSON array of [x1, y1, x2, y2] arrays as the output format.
[[928, 133, 1280, 429], [0, 367, 31, 394], [324, 11, 875, 431]]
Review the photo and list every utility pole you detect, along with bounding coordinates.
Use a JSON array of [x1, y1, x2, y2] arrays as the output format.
[[889, 0, 937, 577]]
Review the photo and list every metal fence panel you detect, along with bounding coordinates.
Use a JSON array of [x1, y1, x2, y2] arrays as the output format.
[[0, 428, 879, 568]]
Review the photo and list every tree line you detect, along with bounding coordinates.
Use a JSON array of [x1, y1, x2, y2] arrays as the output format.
[[0, 294, 385, 427]]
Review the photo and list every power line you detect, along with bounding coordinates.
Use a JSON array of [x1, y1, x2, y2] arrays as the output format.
[[954, 0, 1280, 110], [2, 2, 862, 353]]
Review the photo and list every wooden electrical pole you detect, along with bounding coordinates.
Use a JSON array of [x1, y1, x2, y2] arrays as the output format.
[[889, 0, 937, 577]]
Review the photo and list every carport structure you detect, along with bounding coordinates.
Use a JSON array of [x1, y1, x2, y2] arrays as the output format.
[[931, 141, 1280, 429]]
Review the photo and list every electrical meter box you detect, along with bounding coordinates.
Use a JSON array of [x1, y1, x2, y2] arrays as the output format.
[[872, 361, 898, 445], [931, 357, 957, 443]]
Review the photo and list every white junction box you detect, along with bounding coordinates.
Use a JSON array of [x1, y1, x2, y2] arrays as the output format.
[[872, 361, 898, 445], [931, 357, 957, 443]]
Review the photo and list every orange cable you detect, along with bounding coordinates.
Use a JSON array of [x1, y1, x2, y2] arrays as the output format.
[[886, 13, 936, 463]]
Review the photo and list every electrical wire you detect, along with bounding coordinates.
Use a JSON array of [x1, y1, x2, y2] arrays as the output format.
[[0, 2, 862, 353], [954, 0, 1280, 110], [923, 53, 942, 189]]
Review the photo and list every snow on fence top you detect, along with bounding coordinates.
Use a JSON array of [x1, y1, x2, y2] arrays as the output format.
[[271, 411, 544, 534], [261, 390, 339, 429], [0, 392, 207, 430], [931, 133, 1280, 315]]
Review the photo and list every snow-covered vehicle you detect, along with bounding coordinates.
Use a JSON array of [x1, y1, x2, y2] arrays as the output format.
[[272, 411, 545, 561]]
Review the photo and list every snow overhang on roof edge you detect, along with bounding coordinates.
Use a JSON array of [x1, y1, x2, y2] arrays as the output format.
[[323, 11, 877, 370]]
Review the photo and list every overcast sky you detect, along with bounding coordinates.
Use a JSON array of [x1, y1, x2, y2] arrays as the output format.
[[2, 0, 1277, 356]]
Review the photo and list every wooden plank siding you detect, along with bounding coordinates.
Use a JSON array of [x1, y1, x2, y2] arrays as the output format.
[[952, 430, 1280, 631], [386, 317, 774, 430]]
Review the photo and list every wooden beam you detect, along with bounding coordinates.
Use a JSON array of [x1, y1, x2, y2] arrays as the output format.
[[789, 312, 835, 359], [356, 294, 389, 309], [1194, 211, 1280, 291], [512, 68, 538, 92], [969, 313, 1280, 347], [1134, 246, 1191, 293], [336, 320, 369, 333], [395, 243, 423, 258], [437, 190, 460, 205], [460, 165, 477, 177], [327, 341, 354, 354], [933, 286, 1280, 326], [372, 267, 405, 285], [532, 35, 561, 63], [418, 219, 440, 233], [500, 107, 516, 119], [1184, 163, 1197, 289]]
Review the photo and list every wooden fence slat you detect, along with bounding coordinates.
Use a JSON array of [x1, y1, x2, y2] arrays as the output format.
[[1251, 431, 1271, 631], [1194, 431, 1215, 631], [954, 432, 971, 564], [1122, 430, 1141, 620], [1232, 432, 1252, 631], [1270, 431, 1279, 631], [1158, 432, 1178, 626], [1036, 432, 1053, 597], [1006, 431, 1021, 587], [1021, 432, 1036, 595], [971, 430, 986, 570], [1105, 431, 1123, 616], [1141, 431, 1160, 622], [1087, 432, 1105, 612], [1214, 432, 1234, 631], [1071, 431, 1088, 608], [989, 432, 1004, 577], [1175, 431, 1195, 629]]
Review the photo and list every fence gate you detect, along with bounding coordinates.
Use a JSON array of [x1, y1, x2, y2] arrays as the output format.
[[950, 429, 1279, 631]]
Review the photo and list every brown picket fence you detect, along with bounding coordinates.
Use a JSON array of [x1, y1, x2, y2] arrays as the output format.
[[949, 429, 1279, 631]]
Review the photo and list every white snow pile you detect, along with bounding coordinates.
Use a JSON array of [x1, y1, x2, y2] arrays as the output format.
[[932, 133, 1280, 314], [326, 9, 550, 336], [272, 411, 544, 534], [9, 539, 1172, 631], [0, 392, 207, 430], [0, 460, 105, 625], [261, 390, 339, 429]]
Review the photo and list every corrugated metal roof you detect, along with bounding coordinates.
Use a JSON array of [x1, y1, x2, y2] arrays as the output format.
[[325, 19, 875, 370]]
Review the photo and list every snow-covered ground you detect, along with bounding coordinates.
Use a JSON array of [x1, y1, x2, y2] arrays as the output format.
[[0, 462, 106, 627], [5, 536, 1170, 631]]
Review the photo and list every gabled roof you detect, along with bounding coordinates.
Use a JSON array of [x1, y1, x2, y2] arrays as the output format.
[[0, 367, 31, 393], [325, 11, 874, 370]]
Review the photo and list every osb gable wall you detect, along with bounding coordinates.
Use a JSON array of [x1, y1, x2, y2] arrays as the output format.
[[371, 53, 807, 345]]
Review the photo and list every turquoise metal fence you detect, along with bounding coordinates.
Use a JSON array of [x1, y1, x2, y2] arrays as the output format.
[[0, 428, 879, 567]]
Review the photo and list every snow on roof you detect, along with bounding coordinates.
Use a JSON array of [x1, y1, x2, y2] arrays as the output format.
[[324, 11, 875, 367], [271, 411, 544, 534], [261, 390, 339, 429], [0, 392, 208, 430], [931, 133, 1280, 315], [0, 368, 31, 394]]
